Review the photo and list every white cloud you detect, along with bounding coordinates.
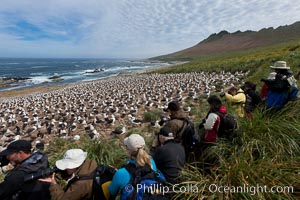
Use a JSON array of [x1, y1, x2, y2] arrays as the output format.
[[0, 0, 300, 58]]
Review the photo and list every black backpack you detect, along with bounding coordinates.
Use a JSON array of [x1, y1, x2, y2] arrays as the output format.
[[244, 91, 262, 113], [215, 112, 238, 139], [72, 164, 116, 200], [122, 163, 168, 200], [179, 118, 200, 152], [92, 165, 117, 200]]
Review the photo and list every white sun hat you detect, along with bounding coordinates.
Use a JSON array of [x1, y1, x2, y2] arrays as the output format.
[[270, 61, 290, 69], [124, 134, 145, 152], [55, 149, 87, 170]]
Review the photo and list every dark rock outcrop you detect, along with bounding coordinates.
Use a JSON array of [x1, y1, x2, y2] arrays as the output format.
[[0, 77, 30, 89]]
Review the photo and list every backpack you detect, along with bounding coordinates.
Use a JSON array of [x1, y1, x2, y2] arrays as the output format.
[[121, 163, 168, 200], [73, 164, 116, 200], [244, 91, 262, 113], [92, 164, 117, 200], [179, 118, 200, 153], [215, 112, 238, 139]]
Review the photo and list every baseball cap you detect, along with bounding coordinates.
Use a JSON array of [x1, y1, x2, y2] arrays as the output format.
[[0, 140, 32, 156], [158, 126, 174, 138], [124, 134, 145, 152]]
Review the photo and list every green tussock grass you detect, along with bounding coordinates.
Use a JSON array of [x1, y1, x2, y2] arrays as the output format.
[[40, 100, 300, 199], [173, 101, 300, 200], [152, 39, 300, 86], [45, 136, 127, 168], [1, 39, 300, 199]]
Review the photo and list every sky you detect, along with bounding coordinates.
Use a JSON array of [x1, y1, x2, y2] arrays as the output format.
[[0, 0, 300, 59]]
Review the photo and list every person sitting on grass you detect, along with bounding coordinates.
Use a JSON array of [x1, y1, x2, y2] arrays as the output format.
[[151, 126, 185, 184], [0, 140, 51, 200], [160, 100, 188, 142], [40, 148, 98, 200], [261, 61, 298, 111], [220, 86, 246, 117], [199, 95, 227, 143], [108, 134, 166, 200]]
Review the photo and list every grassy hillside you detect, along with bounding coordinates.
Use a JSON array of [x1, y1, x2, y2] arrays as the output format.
[[36, 102, 300, 199], [152, 39, 300, 86], [1, 40, 300, 199], [152, 21, 300, 61], [36, 38, 300, 199]]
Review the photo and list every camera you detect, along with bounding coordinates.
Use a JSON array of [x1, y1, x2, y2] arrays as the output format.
[[158, 115, 170, 126], [24, 167, 60, 182]]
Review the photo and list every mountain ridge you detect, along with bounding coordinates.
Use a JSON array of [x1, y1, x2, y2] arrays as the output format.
[[153, 21, 300, 60]]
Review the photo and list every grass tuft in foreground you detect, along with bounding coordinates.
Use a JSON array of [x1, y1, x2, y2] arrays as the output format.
[[173, 101, 300, 200]]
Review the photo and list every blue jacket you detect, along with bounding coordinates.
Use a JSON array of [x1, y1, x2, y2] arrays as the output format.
[[108, 158, 157, 197], [265, 77, 298, 110]]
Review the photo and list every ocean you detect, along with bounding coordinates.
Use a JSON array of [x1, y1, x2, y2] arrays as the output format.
[[0, 58, 168, 91]]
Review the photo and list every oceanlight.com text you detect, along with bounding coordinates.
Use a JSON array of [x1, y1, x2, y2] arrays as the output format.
[[208, 184, 294, 195]]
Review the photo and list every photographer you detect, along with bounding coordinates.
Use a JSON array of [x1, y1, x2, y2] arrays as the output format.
[[0, 140, 51, 200], [157, 101, 188, 142], [40, 148, 98, 200], [220, 86, 246, 117]]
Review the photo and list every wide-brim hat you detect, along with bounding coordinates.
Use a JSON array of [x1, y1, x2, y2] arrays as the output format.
[[55, 149, 87, 170], [270, 61, 290, 69]]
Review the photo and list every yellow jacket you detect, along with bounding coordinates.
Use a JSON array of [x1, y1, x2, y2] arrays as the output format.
[[224, 89, 246, 117]]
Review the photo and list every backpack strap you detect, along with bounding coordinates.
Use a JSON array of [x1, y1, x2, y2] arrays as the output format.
[[64, 173, 94, 191], [177, 118, 188, 139], [124, 163, 161, 186], [124, 162, 137, 185], [214, 111, 223, 117]]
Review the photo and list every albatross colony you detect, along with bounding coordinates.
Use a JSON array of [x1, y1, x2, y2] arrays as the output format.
[[0, 71, 247, 147]]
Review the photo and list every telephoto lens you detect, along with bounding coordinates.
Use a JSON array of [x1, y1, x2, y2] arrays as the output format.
[[24, 167, 59, 182]]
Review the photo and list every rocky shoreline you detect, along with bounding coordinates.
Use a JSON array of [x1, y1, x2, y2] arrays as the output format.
[[0, 77, 31, 89]]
